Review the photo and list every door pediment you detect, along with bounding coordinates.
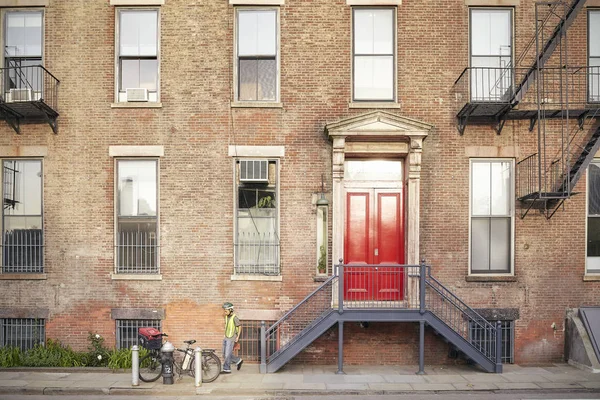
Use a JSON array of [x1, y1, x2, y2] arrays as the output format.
[[325, 111, 433, 140]]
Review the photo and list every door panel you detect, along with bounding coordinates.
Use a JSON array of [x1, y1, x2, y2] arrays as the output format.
[[344, 189, 404, 301]]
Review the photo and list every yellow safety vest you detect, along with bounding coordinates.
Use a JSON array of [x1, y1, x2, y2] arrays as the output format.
[[225, 313, 238, 338]]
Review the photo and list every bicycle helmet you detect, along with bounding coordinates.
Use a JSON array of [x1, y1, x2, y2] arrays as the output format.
[[222, 302, 234, 310]]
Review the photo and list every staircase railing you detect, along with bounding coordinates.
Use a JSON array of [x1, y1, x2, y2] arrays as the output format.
[[263, 275, 337, 366], [260, 261, 502, 371]]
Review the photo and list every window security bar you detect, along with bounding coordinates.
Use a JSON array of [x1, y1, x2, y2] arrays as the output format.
[[116, 231, 158, 274], [2, 230, 43, 273], [235, 231, 279, 275], [116, 319, 161, 350], [0, 318, 45, 351]]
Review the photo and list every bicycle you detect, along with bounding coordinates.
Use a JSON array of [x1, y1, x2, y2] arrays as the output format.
[[138, 331, 221, 383]]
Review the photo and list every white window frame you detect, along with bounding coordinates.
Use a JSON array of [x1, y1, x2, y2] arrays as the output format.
[[586, 159, 600, 275], [233, 157, 280, 276], [233, 7, 280, 104], [114, 158, 160, 275], [114, 7, 160, 103], [1, 158, 44, 274], [589, 9, 600, 103], [469, 7, 514, 102], [469, 158, 515, 275], [351, 7, 396, 102]]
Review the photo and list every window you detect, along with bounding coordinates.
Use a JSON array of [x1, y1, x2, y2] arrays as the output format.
[[352, 8, 395, 101], [587, 162, 600, 274], [116, 9, 159, 102], [116, 159, 158, 274], [470, 8, 513, 101], [589, 10, 600, 102], [0, 318, 45, 351], [470, 320, 514, 364], [235, 159, 279, 275], [238, 320, 275, 362], [3, 10, 43, 95], [235, 8, 278, 102], [2, 159, 43, 273], [116, 319, 161, 349], [470, 160, 513, 274]]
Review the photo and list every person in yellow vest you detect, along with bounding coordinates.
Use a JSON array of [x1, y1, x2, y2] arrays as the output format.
[[221, 302, 243, 373]]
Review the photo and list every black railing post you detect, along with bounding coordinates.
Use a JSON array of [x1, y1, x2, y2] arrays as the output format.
[[338, 259, 344, 314], [419, 259, 426, 314], [260, 321, 267, 373], [495, 320, 503, 373]]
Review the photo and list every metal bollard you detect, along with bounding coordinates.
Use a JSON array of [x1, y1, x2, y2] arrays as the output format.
[[161, 341, 175, 385], [131, 345, 139, 386], [194, 347, 202, 387]]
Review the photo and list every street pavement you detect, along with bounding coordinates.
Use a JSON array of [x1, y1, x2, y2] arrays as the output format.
[[0, 363, 599, 397]]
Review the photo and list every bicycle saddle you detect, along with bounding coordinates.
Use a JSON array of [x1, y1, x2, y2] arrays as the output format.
[[184, 340, 196, 345]]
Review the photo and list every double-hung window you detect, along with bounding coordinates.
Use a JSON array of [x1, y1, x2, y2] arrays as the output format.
[[116, 9, 159, 103], [116, 159, 158, 274], [235, 8, 279, 102], [470, 8, 513, 101], [589, 10, 600, 102], [235, 159, 279, 275], [352, 8, 395, 101], [2, 159, 43, 273], [470, 159, 513, 274], [587, 161, 600, 274], [3, 10, 43, 98]]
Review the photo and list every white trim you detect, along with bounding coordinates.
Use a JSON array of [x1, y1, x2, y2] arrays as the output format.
[[586, 160, 600, 275], [468, 158, 515, 276], [348, 102, 401, 109], [111, 274, 163, 280], [229, 0, 284, 4], [230, 274, 283, 281], [228, 145, 285, 158], [235, 309, 281, 320], [110, 0, 164, 5], [230, 101, 283, 108], [464, 0, 519, 5], [347, 0, 401, 4], [0, 1, 48, 6], [109, 145, 164, 157], [111, 102, 163, 109], [0, 146, 47, 157]]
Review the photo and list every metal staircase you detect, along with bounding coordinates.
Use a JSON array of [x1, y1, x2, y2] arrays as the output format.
[[260, 262, 502, 374]]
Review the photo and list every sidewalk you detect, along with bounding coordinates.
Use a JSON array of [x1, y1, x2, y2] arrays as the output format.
[[0, 363, 599, 396]]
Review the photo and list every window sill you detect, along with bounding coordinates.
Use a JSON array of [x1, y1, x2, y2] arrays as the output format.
[[230, 101, 283, 109], [111, 102, 163, 109], [230, 274, 282, 281], [0, 273, 47, 280], [466, 275, 516, 283], [583, 274, 600, 281], [111, 273, 162, 281], [348, 102, 401, 109]]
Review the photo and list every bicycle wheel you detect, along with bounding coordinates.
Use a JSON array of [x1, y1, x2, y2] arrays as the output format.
[[139, 352, 162, 383], [201, 351, 221, 383]]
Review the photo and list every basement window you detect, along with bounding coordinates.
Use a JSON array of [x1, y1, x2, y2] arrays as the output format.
[[116, 319, 161, 349], [0, 318, 45, 351], [238, 320, 276, 362], [469, 319, 514, 364]]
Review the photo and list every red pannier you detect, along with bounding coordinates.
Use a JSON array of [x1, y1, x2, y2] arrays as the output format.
[[138, 327, 163, 350]]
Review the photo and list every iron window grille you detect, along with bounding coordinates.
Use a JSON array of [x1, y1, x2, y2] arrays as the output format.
[[116, 319, 161, 350], [2, 160, 44, 273], [469, 320, 514, 364], [0, 318, 45, 351], [239, 320, 275, 362]]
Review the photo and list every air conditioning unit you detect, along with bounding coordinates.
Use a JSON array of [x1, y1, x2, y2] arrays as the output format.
[[9, 88, 32, 102], [125, 88, 149, 102], [240, 159, 268, 182]]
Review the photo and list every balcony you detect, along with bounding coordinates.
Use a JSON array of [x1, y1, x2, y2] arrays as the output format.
[[452, 66, 600, 134], [0, 65, 59, 134]]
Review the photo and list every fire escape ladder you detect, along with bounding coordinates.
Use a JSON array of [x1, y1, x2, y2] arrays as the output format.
[[260, 263, 502, 373]]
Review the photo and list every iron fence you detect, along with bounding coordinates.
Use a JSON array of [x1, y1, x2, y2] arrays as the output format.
[[116, 231, 158, 274], [2, 229, 43, 273], [235, 231, 279, 275]]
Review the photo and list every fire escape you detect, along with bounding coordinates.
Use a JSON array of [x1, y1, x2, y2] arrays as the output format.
[[0, 57, 59, 134], [453, 0, 600, 219]]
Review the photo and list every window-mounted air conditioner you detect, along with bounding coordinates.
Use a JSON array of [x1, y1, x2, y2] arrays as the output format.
[[8, 88, 32, 102], [240, 159, 268, 182], [125, 88, 149, 102]]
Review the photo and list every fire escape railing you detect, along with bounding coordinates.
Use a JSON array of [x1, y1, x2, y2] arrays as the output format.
[[260, 262, 501, 371], [0, 65, 59, 111]]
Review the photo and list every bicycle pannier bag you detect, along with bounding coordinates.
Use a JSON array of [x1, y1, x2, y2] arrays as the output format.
[[138, 327, 162, 350]]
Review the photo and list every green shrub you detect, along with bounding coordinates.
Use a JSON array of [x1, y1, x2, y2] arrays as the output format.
[[0, 346, 21, 367], [21, 339, 84, 367]]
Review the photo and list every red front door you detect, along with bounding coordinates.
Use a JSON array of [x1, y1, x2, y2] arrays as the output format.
[[344, 189, 405, 301]]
